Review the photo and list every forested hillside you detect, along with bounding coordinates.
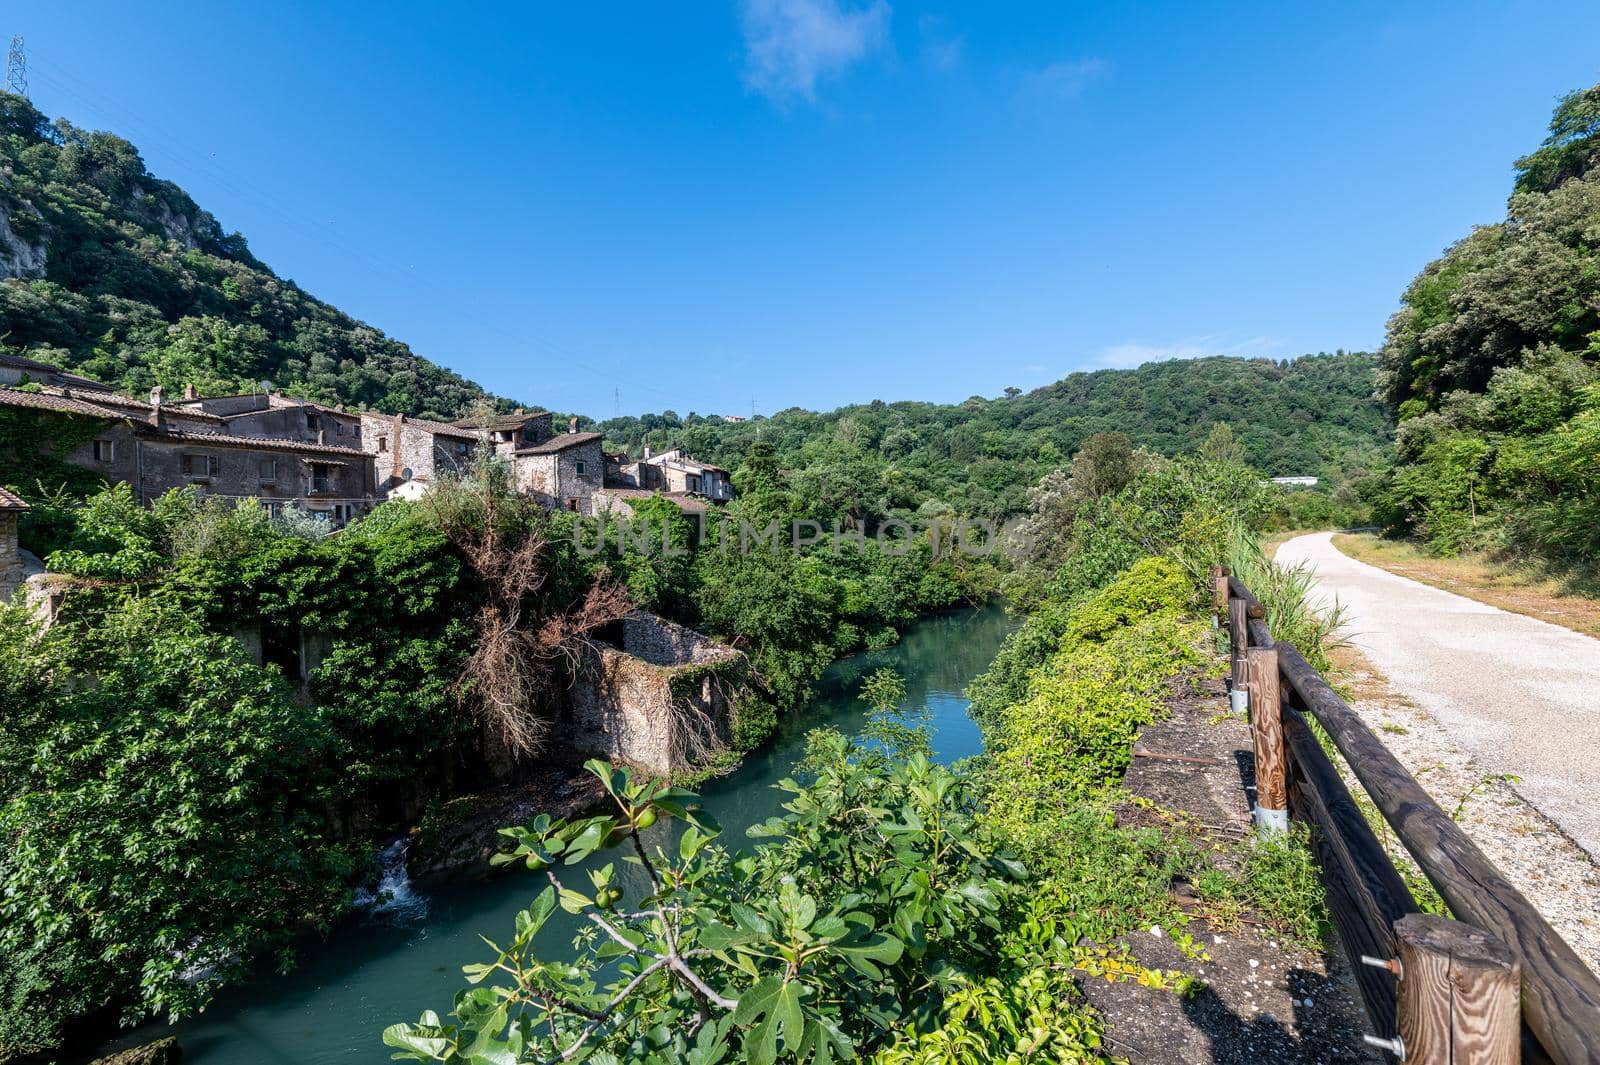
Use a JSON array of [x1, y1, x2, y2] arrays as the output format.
[[0, 93, 497, 419], [1375, 83, 1600, 582], [601, 352, 1390, 521]]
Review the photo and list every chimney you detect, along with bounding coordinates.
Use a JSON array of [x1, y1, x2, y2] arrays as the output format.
[[643, 445, 653, 460], [149, 385, 164, 429], [515, 407, 525, 415], [183, 383, 199, 400], [391, 412, 405, 481], [318, 427, 327, 445], [569, 416, 579, 434]]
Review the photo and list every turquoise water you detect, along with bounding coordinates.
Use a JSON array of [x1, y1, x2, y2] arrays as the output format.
[[136, 602, 1015, 1065]]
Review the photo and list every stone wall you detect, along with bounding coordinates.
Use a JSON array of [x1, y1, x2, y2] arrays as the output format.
[[560, 612, 746, 776], [0, 512, 22, 602], [517, 438, 604, 514], [359, 413, 476, 495]]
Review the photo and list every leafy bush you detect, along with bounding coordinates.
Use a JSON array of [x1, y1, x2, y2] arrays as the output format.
[[978, 561, 1207, 833], [385, 751, 1025, 1064], [0, 599, 357, 1044]]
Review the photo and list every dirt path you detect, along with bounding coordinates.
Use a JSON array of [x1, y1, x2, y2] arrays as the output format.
[[1276, 531, 1600, 860]]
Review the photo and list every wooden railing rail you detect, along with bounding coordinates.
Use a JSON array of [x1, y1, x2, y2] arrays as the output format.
[[1214, 564, 1600, 1065]]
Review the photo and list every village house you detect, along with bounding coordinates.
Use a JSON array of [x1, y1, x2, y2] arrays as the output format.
[[457, 409, 556, 457], [2, 355, 735, 526], [629, 447, 733, 501], [0, 383, 377, 526], [515, 420, 604, 513], [357, 411, 483, 498]]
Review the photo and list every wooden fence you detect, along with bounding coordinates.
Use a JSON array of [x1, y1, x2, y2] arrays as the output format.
[[1214, 565, 1600, 1065]]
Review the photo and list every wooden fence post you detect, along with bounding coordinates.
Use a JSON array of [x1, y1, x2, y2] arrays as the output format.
[[1393, 914, 1521, 1065], [1245, 645, 1287, 835], [1211, 564, 1230, 616], [1228, 595, 1249, 715]]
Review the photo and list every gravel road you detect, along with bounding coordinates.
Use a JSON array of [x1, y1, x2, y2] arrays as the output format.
[[1277, 531, 1600, 859]]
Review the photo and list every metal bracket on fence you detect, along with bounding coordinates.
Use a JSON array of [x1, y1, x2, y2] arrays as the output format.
[[1362, 1033, 1405, 1060], [1359, 954, 1403, 979], [1230, 687, 1248, 717]]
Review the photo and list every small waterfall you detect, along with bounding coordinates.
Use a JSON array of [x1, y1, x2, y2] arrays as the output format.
[[354, 837, 428, 921]]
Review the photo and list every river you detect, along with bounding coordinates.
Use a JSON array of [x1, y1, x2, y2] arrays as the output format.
[[149, 601, 1016, 1065]]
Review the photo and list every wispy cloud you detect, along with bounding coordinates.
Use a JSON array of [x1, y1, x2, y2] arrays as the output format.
[[1019, 57, 1109, 102], [738, 0, 891, 105], [917, 14, 964, 73], [1097, 335, 1281, 369]]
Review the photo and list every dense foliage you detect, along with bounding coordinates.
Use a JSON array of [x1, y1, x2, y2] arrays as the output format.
[[387, 751, 1032, 1064], [391, 450, 1334, 1062], [0, 597, 355, 1054], [0, 93, 499, 418], [598, 353, 1389, 524], [1374, 81, 1600, 582]]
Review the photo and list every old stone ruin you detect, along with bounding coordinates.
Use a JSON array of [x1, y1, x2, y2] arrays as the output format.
[[560, 611, 748, 777]]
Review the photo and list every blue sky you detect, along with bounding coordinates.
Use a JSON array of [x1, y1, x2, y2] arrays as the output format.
[[10, 1, 1600, 416]]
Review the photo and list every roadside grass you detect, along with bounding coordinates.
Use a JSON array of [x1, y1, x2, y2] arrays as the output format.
[[1332, 533, 1600, 640]]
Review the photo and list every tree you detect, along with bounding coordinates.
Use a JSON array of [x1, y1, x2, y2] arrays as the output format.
[[0, 598, 351, 1044]]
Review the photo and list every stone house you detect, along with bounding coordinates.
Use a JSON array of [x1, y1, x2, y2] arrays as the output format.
[[0, 486, 26, 602], [457, 410, 556, 458], [635, 447, 733, 501], [1, 385, 376, 526], [514, 430, 604, 514], [590, 487, 710, 523], [173, 390, 365, 449], [358, 411, 483, 496]]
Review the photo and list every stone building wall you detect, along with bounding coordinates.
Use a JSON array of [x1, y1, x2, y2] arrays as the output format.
[[560, 612, 745, 776], [517, 437, 604, 514], [359, 413, 477, 495], [0, 511, 23, 602], [221, 404, 362, 446]]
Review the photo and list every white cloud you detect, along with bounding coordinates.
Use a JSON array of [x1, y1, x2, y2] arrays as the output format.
[[1020, 57, 1109, 101], [738, 0, 891, 104], [1097, 335, 1282, 369], [917, 14, 964, 73]]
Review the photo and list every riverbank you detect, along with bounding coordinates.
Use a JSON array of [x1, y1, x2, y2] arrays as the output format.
[[88, 602, 1017, 1065]]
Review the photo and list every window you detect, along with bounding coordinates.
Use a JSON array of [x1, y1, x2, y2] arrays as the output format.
[[567, 498, 580, 512], [377, 435, 388, 453], [259, 457, 278, 481], [305, 411, 321, 431], [309, 463, 333, 495], [574, 460, 586, 475], [92, 439, 115, 463], [456, 441, 470, 454], [181, 453, 216, 479]]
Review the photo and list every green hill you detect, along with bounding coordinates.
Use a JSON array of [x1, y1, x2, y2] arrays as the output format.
[[599, 351, 1392, 520], [0, 93, 497, 420]]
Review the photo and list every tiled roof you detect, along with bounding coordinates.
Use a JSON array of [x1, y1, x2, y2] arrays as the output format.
[[455, 411, 552, 431], [515, 432, 603, 455], [364, 407, 476, 438], [0, 354, 115, 392], [136, 426, 372, 458], [90, 391, 224, 420], [595, 488, 710, 514], [0, 388, 127, 419], [662, 458, 729, 475], [0, 486, 29, 511]]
